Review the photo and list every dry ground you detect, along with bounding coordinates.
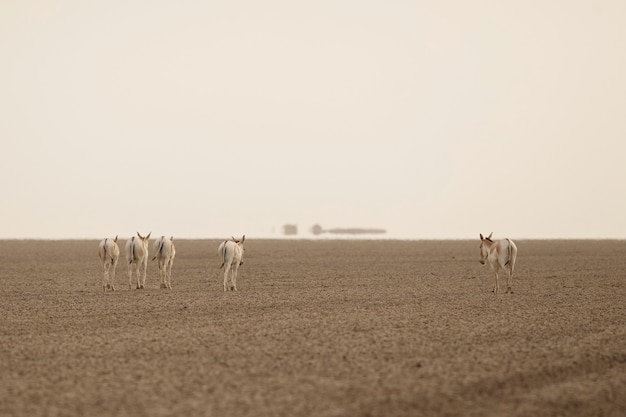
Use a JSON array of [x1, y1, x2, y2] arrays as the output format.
[[0, 239, 625, 417]]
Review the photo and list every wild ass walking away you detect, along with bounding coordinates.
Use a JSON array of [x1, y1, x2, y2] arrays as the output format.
[[98, 236, 120, 292], [152, 236, 176, 289], [479, 233, 518, 294], [126, 232, 151, 289], [218, 235, 245, 291]]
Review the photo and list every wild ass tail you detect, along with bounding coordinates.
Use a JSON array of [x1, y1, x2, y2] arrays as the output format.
[[219, 241, 227, 269], [103, 238, 108, 258], [129, 236, 135, 264], [152, 239, 164, 261], [104, 238, 115, 263], [505, 239, 512, 266]]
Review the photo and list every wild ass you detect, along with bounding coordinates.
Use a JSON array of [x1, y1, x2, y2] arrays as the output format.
[[98, 236, 120, 292], [479, 233, 518, 294], [125, 232, 151, 289], [218, 235, 245, 291], [152, 236, 176, 289]]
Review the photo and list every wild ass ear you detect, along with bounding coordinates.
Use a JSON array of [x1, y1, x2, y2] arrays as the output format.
[[170, 236, 174, 241], [487, 232, 493, 240], [480, 234, 484, 240], [146, 232, 151, 239], [241, 235, 245, 244], [137, 232, 142, 239], [114, 235, 118, 242]]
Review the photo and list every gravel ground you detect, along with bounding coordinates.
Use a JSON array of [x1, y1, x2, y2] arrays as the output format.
[[0, 239, 624, 417]]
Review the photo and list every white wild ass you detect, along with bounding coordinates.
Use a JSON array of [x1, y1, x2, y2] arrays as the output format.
[[152, 236, 176, 289], [218, 235, 245, 291], [125, 232, 151, 289], [479, 233, 518, 294], [98, 236, 120, 292]]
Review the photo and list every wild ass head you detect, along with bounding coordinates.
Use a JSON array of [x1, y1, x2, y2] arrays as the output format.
[[137, 232, 151, 249], [479, 232, 493, 265]]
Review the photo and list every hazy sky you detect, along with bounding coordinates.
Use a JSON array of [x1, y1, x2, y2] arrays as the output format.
[[2, 0, 625, 239]]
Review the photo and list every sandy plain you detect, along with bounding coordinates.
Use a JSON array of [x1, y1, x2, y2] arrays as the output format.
[[0, 238, 624, 417]]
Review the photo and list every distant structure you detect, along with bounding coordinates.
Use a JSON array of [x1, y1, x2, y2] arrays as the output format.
[[311, 224, 386, 236], [311, 224, 324, 235], [282, 224, 298, 236], [327, 228, 386, 235]]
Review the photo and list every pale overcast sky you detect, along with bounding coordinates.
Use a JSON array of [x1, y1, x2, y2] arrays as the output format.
[[2, 0, 625, 239]]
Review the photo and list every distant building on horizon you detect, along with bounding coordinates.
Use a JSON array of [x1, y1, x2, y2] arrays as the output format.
[[282, 224, 298, 235], [310, 224, 386, 236]]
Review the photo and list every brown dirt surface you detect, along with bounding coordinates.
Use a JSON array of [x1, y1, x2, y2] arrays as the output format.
[[1, 239, 625, 417]]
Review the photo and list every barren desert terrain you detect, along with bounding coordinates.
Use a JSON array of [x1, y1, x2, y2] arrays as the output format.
[[0, 239, 625, 416]]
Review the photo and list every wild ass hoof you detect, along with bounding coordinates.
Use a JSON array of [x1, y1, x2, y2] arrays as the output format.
[[160, 284, 167, 289]]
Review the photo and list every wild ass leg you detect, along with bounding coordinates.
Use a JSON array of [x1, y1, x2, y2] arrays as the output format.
[[128, 262, 134, 289], [110, 258, 117, 291], [102, 263, 109, 292], [166, 260, 173, 289], [158, 258, 165, 289], [223, 264, 230, 291], [140, 259, 147, 289], [506, 267, 513, 293], [134, 263, 140, 289], [231, 263, 239, 291], [135, 264, 140, 289], [132, 261, 142, 289], [104, 260, 115, 291], [493, 270, 499, 294]]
